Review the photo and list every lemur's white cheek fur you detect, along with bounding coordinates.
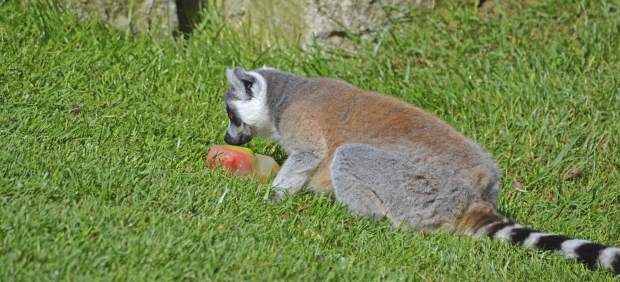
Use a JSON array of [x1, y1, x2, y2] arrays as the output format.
[[234, 72, 277, 138]]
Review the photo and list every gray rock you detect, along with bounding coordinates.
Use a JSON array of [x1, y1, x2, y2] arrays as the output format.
[[51, 0, 434, 48], [217, 0, 435, 50], [62, 0, 180, 39]]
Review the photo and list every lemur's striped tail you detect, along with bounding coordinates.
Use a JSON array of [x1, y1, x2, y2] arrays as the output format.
[[457, 204, 620, 275]]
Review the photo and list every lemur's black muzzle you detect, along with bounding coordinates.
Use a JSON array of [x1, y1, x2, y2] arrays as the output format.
[[224, 132, 252, 146]]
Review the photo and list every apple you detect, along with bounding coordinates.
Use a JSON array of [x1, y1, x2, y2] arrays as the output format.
[[206, 145, 281, 183], [207, 145, 256, 176], [253, 154, 280, 183]]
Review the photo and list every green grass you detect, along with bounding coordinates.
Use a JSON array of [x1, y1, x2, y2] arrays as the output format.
[[1, 0, 620, 280]]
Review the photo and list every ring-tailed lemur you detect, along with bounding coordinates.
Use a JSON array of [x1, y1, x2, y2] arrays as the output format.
[[222, 66, 620, 275]]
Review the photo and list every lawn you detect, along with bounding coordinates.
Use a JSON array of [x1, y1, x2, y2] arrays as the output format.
[[1, 0, 620, 281]]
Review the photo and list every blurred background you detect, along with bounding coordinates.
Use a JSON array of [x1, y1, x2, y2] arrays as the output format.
[[20, 0, 440, 50]]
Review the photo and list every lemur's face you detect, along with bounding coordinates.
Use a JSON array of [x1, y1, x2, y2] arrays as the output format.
[[223, 67, 276, 145]]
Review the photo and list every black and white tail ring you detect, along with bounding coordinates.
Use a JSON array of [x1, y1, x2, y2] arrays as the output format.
[[474, 219, 620, 275]]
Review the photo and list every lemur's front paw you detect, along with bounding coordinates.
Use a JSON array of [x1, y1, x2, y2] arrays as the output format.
[[269, 189, 287, 202], [270, 178, 298, 202]]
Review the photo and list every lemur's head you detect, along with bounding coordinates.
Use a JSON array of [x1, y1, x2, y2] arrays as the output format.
[[223, 67, 277, 145]]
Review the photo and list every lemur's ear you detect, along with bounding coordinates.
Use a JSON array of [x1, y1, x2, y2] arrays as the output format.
[[226, 67, 256, 100]]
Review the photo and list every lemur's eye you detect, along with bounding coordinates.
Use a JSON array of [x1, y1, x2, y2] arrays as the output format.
[[227, 109, 234, 120], [226, 105, 241, 126], [241, 77, 255, 96]]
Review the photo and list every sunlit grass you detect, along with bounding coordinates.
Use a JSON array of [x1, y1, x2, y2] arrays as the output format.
[[1, 0, 619, 280]]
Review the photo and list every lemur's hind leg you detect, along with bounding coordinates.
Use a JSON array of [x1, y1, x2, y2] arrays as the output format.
[[330, 163, 387, 221], [330, 144, 401, 223], [330, 144, 472, 230]]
